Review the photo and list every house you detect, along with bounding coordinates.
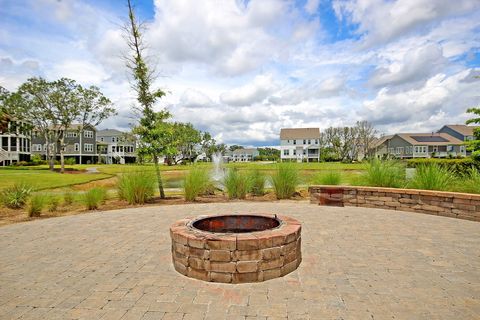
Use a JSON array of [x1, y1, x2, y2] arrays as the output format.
[[371, 132, 466, 159], [231, 148, 259, 162], [31, 124, 97, 164], [0, 115, 31, 166], [437, 124, 479, 156], [96, 129, 136, 164], [280, 128, 321, 162]]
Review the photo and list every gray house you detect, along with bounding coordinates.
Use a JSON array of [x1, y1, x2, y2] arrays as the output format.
[[372, 132, 466, 159], [96, 129, 136, 164], [0, 116, 31, 165], [438, 125, 479, 156], [31, 124, 97, 164]]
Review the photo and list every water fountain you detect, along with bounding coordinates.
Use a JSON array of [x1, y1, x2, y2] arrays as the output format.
[[211, 152, 225, 189]]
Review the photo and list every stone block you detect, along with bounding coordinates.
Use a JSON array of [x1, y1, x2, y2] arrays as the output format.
[[173, 261, 187, 275], [209, 272, 232, 283], [207, 262, 236, 273], [236, 236, 259, 250], [232, 272, 259, 283], [209, 250, 231, 262], [173, 251, 188, 265], [188, 235, 206, 249], [173, 242, 189, 256], [281, 260, 298, 276], [188, 257, 205, 270], [234, 250, 261, 261], [236, 261, 258, 273], [260, 257, 284, 271], [206, 236, 236, 250], [261, 268, 282, 281], [261, 247, 282, 260], [189, 247, 208, 259], [187, 267, 208, 281]]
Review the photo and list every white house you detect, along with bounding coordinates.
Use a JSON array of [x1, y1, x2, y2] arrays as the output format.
[[0, 116, 31, 166], [280, 128, 321, 162], [231, 148, 259, 162]]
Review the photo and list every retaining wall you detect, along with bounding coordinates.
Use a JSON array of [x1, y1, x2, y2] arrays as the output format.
[[309, 185, 480, 222]]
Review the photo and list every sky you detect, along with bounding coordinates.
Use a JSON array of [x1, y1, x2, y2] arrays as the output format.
[[0, 0, 479, 147]]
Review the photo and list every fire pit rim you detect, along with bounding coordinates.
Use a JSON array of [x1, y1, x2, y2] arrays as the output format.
[[187, 213, 284, 234]]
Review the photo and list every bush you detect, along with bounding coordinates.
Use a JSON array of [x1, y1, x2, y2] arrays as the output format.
[[184, 166, 211, 201], [27, 194, 45, 217], [224, 168, 249, 199], [63, 191, 75, 206], [117, 170, 156, 204], [65, 157, 76, 165], [270, 163, 299, 199], [362, 159, 405, 188], [311, 171, 342, 185], [1, 182, 32, 209], [409, 164, 454, 191], [48, 196, 60, 212], [461, 168, 480, 194], [247, 169, 266, 196], [83, 188, 106, 210], [406, 158, 479, 175]]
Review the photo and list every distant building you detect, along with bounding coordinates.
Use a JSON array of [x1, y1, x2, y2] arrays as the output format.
[[0, 116, 31, 166], [31, 124, 97, 164], [437, 125, 479, 156], [371, 132, 466, 159], [280, 128, 320, 162], [231, 148, 259, 162], [96, 129, 136, 164]]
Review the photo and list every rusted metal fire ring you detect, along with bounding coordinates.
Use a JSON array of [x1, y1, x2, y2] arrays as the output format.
[[169, 214, 302, 283]]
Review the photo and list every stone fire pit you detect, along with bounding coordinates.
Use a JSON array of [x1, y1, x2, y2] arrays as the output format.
[[169, 214, 301, 283]]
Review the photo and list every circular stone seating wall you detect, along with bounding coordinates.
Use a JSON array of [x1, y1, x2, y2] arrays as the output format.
[[309, 185, 480, 222]]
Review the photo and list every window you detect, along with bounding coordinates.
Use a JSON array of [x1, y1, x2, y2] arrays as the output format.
[[460, 145, 465, 153], [84, 143, 93, 152], [43, 144, 47, 151], [293, 140, 296, 145], [414, 146, 427, 153], [84, 130, 94, 138], [100, 137, 104, 142], [446, 145, 453, 152], [388, 148, 394, 154], [293, 149, 296, 155], [74, 143, 79, 152], [32, 144, 42, 152], [396, 147, 403, 154], [287, 140, 290, 144], [66, 131, 77, 138], [303, 139, 306, 144], [308, 140, 311, 144], [315, 139, 319, 144], [283, 149, 289, 156]]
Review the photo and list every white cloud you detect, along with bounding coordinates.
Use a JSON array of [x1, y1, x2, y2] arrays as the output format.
[[220, 74, 277, 106], [180, 89, 215, 108], [46, 60, 109, 86], [305, 0, 321, 15]]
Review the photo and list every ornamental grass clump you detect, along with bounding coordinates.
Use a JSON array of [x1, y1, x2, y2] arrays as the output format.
[[83, 188, 106, 210], [247, 169, 266, 196], [462, 168, 480, 194], [27, 194, 45, 217], [184, 166, 211, 201], [63, 191, 75, 206], [312, 171, 342, 185], [117, 170, 156, 204], [362, 159, 405, 188], [224, 168, 249, 199], [271, 163, 299, 199], [48, 196, 60, 212], [410, 164, 454, 191], [1, 182, 32, 209]]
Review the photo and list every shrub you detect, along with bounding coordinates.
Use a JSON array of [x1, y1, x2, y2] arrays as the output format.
[[27, 194, 45, 217], [83, 188, 106, 210], [184, 166, 211, 201], [311, 171, 342, 185], [1, 182, 32, 209], [362, 159, 405, 188], [247, 169, 266, 196], [117, 170, 156, 204], [224, 168, 249, 199], [65, 157, 76, 165], [409, 164, 454, 191], [270, 163, 299, 199], [48, 196, 60, 212], [63, 191, 75, 206], [406, 158, 479, 175]]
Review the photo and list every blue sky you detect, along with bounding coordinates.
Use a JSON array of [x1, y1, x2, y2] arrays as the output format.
[[1, 0, 479, 146]]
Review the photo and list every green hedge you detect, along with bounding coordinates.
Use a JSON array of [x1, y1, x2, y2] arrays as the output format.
[[406, 158, 480, 175]]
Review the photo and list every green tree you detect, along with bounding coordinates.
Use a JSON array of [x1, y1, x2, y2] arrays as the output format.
[[466, 107, 480, 161], [124, 0, 169, 198], [229, 145, 244, 152]]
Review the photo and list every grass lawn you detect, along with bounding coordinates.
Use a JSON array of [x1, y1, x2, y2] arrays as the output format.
[[0, 168, 112, 191]]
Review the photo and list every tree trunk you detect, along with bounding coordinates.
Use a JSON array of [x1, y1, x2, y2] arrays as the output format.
[[60, 137, 65, 174], [153, 154, 165, 199]]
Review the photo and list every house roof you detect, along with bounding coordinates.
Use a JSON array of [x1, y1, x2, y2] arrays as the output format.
[[232, 148, 257, 155], [440, 124, 480, 137], [395, 133, 464, 146], [371, 135, 393, 148], [97, 129, 125, 136], [280, 128, 320, 140]]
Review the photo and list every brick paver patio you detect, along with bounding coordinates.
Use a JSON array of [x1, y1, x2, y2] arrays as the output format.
[[0, 201, 479, 319]]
